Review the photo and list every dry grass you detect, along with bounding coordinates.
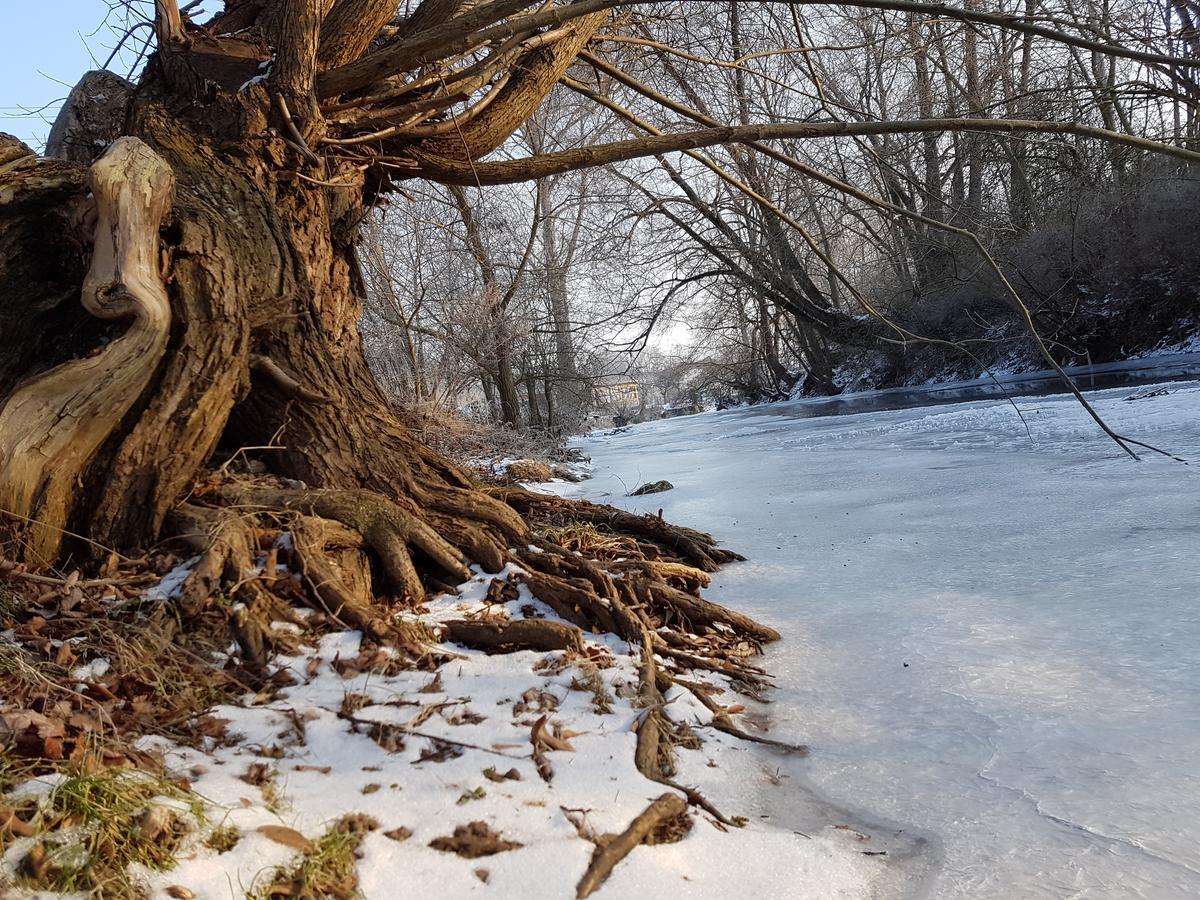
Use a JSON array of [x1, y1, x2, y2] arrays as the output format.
[[203, 823, 241, 853], [403, 406, 587, 484], [248, 820, 365, 900], [2, 759, 201, 899], [537, 523, 642, 561]]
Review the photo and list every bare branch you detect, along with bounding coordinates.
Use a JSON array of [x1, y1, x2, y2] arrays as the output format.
[[410, 117, 1200, 185]]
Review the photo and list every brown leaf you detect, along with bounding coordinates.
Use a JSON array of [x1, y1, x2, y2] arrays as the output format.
[[256, 825, 313, 852], [241, 762, 273, 786], [0, 805, 37, 838], [53, 642, 76, 668], [530, 715, 576, 753]]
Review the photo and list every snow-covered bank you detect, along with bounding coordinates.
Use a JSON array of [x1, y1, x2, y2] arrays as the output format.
[[99, 573, 908, 898], [565, 383, 1200, 899]]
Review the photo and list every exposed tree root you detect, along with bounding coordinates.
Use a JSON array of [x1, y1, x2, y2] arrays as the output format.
[[169, 503, 306, 670], [627, 626, 752, 827], [166, 475, 778, 696], [671, 675, 809, 755], [634, 628, 671, 780], [2, 460, 796, 894], [213, 482, 472, 603], [289, 514, 394, 642], [575, 793, 689, 899], [3, 462, 790, 846], [442, 618, 584, 654], [492, 486, 745, 572], [167, 471, 785, 745]]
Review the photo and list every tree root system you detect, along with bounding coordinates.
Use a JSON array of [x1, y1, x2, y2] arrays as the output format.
[[1, 467, 794, 892]]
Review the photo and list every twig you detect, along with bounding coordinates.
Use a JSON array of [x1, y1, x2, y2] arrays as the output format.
[[0, 565, 157, 589], [250, 354, 332, 404], [271, 93, 321, 166], [670, 675, 807, 754], [337, 711, 527, 759]]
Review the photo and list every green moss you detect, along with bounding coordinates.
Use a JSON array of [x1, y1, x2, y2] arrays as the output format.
[[203, 823, 241, 853]]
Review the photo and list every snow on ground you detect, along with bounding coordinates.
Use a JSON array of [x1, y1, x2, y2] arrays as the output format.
[[118, 570, 898, 899], [562, 381, 1200, 899]]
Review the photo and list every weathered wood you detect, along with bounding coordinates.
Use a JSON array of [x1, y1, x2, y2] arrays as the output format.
[[633, 627, 669, 780], [290, 514, 389, 639], [45, 71, 135, 165], [411, 11, 609, 161], [649, 582, 781, 643], [154, 0, 185, 44], [271, 0, 336, 99], [0, 138, 173, 563], [318, 0, 400, 70]]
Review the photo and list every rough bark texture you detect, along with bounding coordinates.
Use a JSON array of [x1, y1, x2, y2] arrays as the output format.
[[45, 71, 135, 165]]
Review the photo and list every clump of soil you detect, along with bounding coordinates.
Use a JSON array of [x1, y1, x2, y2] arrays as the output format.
[[428, 821, 523, 858]]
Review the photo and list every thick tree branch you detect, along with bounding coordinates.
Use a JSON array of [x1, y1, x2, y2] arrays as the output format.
[[317, 0, 1197, 101], [410, 117, 1200, 185], [413, 11, 609, 160], [318, 0, 400, 70], [271, 0, 336, 97], [317, 0, 536, 97], [155, 0, 185, 44]]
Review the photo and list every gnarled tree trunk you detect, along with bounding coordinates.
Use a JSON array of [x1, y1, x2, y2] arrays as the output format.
[[0, 49, 516, 583]]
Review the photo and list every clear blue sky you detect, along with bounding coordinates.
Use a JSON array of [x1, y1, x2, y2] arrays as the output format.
[[0, 2, 139, 149]]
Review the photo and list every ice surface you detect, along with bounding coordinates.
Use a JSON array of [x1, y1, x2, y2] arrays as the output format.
[[566, 382, 1200, 899]]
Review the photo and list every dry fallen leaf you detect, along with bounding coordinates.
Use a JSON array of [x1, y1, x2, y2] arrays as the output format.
[[256, 825, 313, 852], [530, 715, 576, 752]]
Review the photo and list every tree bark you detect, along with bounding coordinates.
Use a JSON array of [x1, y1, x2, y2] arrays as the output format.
[[0, 138, 174, 563]]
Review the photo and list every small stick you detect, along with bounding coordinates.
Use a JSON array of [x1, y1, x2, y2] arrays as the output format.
[[271, 93, 321, 166], [671, 675, 808, 754], [337, 711, 526, 759], [0, 563, 156, 589], [575, 793, 687, 899]]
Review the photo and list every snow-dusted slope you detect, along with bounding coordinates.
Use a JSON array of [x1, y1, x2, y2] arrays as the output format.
[[565, 383, 1200, 899]]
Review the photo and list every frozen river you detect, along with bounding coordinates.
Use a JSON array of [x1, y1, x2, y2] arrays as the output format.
[[564, 382, 1200, 898]]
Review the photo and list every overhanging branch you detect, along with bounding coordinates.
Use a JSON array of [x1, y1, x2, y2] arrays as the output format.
[[410, 117, 1200, 185]]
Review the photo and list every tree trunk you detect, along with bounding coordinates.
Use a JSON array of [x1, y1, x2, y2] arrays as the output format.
[[449, 184, 523, 428], [1, 58, 512, 575]]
